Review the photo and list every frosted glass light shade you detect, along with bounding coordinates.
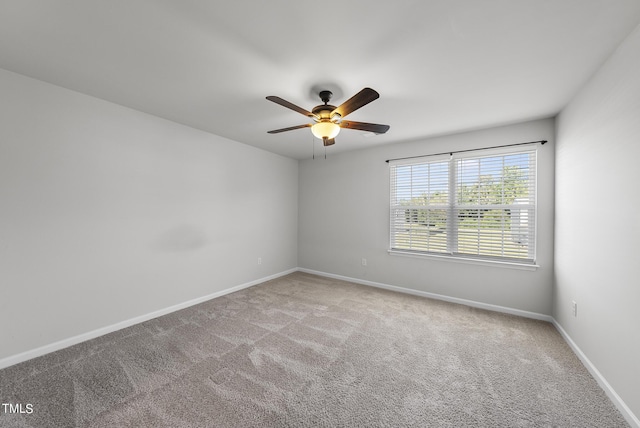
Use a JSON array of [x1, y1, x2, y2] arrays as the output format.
[[311, 121, 340, 139]]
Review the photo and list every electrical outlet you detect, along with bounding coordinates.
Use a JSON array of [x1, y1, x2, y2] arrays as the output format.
[[258, 257, 262, 265], [361, 258, 367, 266], [572, 301, 577, 317]]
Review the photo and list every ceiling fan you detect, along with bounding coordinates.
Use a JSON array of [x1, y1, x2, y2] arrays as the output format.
[[266, 88, 390, 146]]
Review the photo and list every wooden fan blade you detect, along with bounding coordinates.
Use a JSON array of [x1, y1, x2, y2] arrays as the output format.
[[322, 137, 336, 146], [331, 88, 379, 119], [266, 96, 316, 118], [340, 120, 390, 134], [267, 124, 311, 134]]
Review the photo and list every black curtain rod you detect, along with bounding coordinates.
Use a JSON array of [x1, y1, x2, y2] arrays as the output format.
[[385, 139, 547, 163]]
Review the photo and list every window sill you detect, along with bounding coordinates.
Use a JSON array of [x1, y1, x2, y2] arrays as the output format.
[[388, 249, 539, 271]]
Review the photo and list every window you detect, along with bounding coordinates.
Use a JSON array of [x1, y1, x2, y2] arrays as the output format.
[[389, 147, 537, 265]]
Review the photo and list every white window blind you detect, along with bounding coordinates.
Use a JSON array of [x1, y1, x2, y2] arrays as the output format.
[[390, 148, 537, 264]]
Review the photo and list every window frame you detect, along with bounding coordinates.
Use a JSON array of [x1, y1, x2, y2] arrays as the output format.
[[388, 146, 538, 270]]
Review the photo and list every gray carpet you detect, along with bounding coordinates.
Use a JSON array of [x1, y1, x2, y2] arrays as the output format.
[[0, 272, 629, 427]]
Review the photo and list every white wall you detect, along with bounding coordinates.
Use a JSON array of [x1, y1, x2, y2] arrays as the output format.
[[0, 69, 298, 361], [555, 23, 640, 421], [299, 118, 555, 315]]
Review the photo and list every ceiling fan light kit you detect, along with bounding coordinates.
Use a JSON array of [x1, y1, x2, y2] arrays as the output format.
[[311, 121, 340, 139], [267, 87, 390, 148]]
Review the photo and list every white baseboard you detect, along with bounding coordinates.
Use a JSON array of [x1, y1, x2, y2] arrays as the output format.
[[297, 268, 553, 322], [297, 268, 638, 428], [0, 268, 297, 371], [551, 320, 639, 428]]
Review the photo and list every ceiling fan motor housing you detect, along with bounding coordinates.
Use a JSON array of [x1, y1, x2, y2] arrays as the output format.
[[313, 90, 342, 122], [312, 104, 338, 120]]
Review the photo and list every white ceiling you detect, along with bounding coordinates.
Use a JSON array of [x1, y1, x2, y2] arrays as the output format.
[[1, 1, 639, 160]]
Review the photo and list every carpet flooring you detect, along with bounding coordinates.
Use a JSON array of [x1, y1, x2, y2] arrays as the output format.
[[0, 272, 629, 427]]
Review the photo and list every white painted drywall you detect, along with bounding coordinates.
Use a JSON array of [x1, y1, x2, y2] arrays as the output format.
[[298, 118, 555, 315], [555, 24, 640, 421], [0, 69, 298, 361]]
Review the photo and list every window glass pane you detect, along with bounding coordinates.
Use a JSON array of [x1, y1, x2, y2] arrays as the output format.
[[390, 160, 449, 254], [390, 148, 536, 264], [391, 208, 448, 253]]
